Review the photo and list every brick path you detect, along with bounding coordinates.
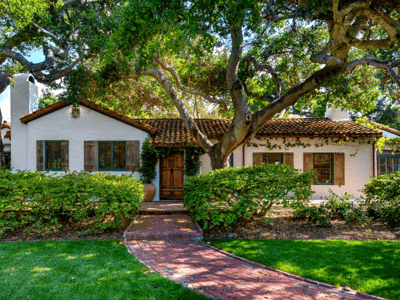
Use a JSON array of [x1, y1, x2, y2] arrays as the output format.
[[125, 240, 372, 300]]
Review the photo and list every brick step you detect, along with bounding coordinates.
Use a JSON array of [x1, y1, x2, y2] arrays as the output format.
[[124, 214, 203, 241], [138, 201, 189, 215]]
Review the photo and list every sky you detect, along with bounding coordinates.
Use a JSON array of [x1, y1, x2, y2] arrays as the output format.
[[0, 50, 46, 122]]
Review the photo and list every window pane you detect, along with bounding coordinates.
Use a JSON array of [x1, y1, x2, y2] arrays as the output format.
[[314, 154, 332, 184], [264, 154, 282, 165], [113, 142, 126, 169], [229, 153, 234, 167], [99, 142, 112, 170], [45, 141, 61, 170]]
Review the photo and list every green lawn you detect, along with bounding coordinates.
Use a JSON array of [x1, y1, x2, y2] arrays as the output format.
[[0, 240, 207, 300], [210, 239, 400, 300]]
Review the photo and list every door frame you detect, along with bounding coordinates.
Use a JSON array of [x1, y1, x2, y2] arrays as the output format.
[[159, 151, 185, 200]]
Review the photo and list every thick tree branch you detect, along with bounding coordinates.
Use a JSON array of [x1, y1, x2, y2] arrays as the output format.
[[346, 57, 400, 88], [153, 55, 227, 107], [0, 47, 56, 72], [133, 67, 213, 152], [246, 56, 293, 97], [33, 56, 83, 84], [248, 64, 346, 139]]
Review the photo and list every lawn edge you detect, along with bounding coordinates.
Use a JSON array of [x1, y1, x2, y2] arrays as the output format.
[[202, 241, 388, 300]]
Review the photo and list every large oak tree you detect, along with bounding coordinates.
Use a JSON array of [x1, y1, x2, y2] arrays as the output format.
[[1, 0, 400, 169]]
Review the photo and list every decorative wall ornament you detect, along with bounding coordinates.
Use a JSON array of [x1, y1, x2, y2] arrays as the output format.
[[70, 106, 81, 119]]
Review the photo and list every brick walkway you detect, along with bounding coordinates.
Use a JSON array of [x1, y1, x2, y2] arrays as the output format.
[[125, 240, 372, 300]]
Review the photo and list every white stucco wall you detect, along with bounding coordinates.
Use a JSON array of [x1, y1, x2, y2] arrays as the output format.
[[11, 76, 39, 170], [200, 137, 375, 199], [13, 105, 162, 199]]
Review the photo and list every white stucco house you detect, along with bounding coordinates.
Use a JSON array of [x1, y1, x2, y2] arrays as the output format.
[[369, 120, 400, 176], [9, 73, 383, 200]]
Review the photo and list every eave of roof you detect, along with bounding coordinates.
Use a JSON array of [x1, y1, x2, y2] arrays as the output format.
[[0, 122, 11, 130], [369, 120, 400, 137], [19, 99, 157, 134], [137, 118, 382, 147]]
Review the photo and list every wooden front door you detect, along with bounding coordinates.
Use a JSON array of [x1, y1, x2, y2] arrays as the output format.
[[160, 152, 184, 200]]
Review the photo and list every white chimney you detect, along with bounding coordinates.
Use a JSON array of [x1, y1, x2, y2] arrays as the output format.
[[11, 73, 39, 170], [325, 107, 350, 121]]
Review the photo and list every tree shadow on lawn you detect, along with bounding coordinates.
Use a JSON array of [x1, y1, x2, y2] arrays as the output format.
[[210, 239, 400, 300], [0, 240, 207, 300]]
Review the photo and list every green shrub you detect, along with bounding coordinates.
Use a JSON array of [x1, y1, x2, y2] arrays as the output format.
[[0, 170, 144, 235], [294, 190, 371, 227], [364, 171, 400, 202], [183, 164, 315, 229], [364, 173, 400, 227]]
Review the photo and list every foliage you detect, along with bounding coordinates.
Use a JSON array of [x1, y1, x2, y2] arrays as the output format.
[[38, 92, 59, 109], [364, 172, 400, 202], [138, 137, 159, 184], [0, 240, 207, 300], [184, 164, 315, 229], [210, 239, 400, 300], [294, 190, 371, 227], [139, 137, 204, 183], [0, 170, 144, 236], [364, 172, 400, 227]]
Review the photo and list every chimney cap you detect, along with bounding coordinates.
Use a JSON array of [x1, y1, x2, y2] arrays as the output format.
[[13, 73, 35, 85]]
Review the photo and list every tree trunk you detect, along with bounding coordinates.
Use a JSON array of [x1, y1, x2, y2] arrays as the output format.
[[209, 151, 230, 170], [0, 108, 5, 168]]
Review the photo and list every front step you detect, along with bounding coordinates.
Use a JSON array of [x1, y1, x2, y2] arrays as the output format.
[[138, 201, 189, 215], [124, 214, 203, 241]]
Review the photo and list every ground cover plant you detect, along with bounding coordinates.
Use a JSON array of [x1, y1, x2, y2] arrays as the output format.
[[294, 172, 400, 228], [293, 190, 371, 228], [184, 164, 314, 229], [0, 170, 144, 236], [210, 239, 400, 300], [0, 240, 207, 300]]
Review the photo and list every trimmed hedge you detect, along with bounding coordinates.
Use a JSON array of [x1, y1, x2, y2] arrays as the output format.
[[183, 164, 315, 229], [0, 170, 144, 235]]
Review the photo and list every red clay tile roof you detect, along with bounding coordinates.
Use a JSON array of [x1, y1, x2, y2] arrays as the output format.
[[137, 118, 382, 147], [18, 99, 381, 147], [0, 122, 10, 130], [19, 99, 157, 134], [4, 130, 10, 139], [369, 121, 400, 137]]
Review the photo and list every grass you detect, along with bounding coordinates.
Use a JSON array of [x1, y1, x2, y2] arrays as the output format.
[[0, 240, 208, 300], [210, 239, 400, 300]]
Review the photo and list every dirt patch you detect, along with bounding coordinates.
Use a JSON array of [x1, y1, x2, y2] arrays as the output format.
[[0, 223, 124, 243], [204, 210, 400, 241]]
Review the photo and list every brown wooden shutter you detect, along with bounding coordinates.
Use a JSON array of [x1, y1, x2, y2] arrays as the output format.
[[61, 140, 69, 171], [126, 141, 140, 172], [334, 153, 345, 186], [36, 140, 44, 171], [84, 141, 98, 171], [283, 153, 294, 167], [303, 153, 313, 172], [253, 153, 263, 165]]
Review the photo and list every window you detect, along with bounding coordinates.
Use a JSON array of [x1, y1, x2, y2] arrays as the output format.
[[45, 141, 62, 171], [313, 153, 333, 184], [263, 153, 283, 165], [378, 155, 400, 175], [98, 141, 126, 171], [229, 153, 234, 167]]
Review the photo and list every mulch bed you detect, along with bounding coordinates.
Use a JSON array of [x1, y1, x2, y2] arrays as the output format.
[[0, 223, 124, 243], [204, 210, 400, 241]]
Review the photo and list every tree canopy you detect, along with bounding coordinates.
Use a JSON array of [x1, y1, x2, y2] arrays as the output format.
[[1, 0, 400, 168]]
